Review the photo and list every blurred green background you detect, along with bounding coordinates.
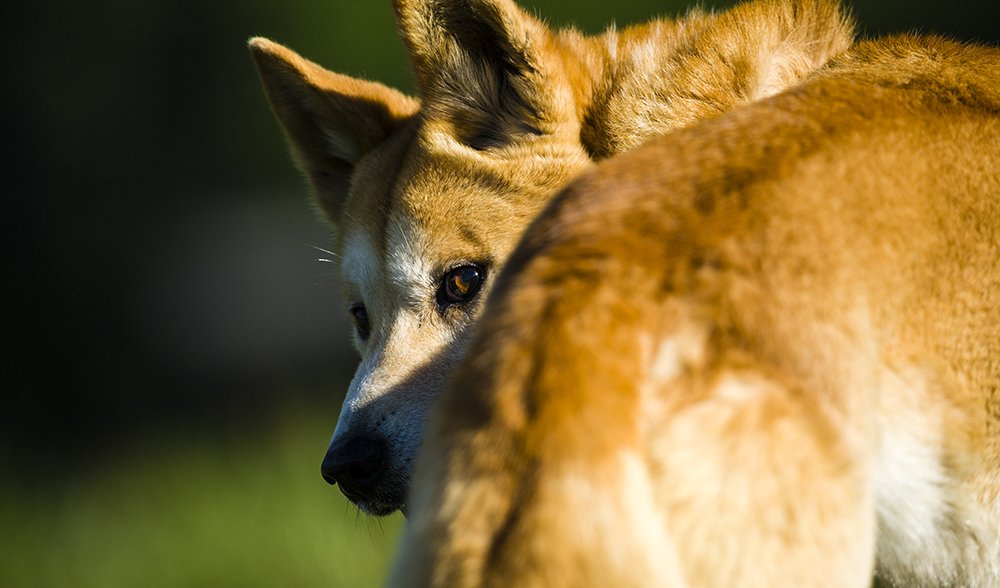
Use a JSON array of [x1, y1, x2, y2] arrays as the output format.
[[4, 0, 996, 586]]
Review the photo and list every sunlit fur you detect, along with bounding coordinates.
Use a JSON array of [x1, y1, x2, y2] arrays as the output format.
[[393, 36, 1000, 587], [248, 0, 853, 514]]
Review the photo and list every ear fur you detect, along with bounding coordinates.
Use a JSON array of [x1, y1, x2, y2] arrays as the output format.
[[393, 0, 557, 149], [248, 37, 419, 220]]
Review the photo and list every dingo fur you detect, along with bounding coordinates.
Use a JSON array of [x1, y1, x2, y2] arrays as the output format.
[[249, 0, 852, 514], [392, 34, 1000, 588]]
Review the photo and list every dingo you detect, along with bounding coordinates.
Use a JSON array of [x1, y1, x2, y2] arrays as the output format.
[[393, 34, 1000, 588], [250, 0, 852, 515]]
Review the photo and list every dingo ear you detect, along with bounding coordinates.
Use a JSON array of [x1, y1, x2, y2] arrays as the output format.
[[249, 37, 418, 221], [394, 0, 558, 149]]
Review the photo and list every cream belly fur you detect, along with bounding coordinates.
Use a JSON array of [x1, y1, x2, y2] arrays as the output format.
[[249, 0, 854, 514], [393, 36, 1000, 588]]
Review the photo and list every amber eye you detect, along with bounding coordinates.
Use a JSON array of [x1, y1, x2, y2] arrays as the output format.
[[437, 264, 485, 307], [350, 304, 370, 340]]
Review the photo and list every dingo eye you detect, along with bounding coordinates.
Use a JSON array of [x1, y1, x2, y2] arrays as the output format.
[[350, 304, 371, 341], [438, 264, 485, 307]]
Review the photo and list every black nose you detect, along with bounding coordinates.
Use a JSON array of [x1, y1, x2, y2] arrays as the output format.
[[321, 435, 387, 502]]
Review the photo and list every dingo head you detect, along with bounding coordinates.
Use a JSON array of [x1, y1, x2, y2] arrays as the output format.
[[250, 0, 593, 514], [250, 0, 852, 514]]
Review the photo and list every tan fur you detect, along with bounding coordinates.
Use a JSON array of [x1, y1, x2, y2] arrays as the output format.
[[393, 35, 1000, 588], [249, 0, 853, 515]]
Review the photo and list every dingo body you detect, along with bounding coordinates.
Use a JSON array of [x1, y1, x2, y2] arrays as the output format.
[[394, 35, 1000, 588]]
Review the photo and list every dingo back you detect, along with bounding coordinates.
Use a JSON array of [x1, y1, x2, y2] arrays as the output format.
[[393, 35, 1000, 587]]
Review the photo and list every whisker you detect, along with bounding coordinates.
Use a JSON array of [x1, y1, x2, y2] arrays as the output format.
[[307, 244, 340, 258]]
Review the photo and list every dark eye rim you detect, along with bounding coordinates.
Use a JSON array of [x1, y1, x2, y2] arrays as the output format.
[[436, 263, 487, 310], [349, 303, 371, 340]]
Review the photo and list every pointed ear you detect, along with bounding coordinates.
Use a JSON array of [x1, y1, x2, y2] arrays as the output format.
[[248, 37, 418, 221], [394, 0, 558, 149]]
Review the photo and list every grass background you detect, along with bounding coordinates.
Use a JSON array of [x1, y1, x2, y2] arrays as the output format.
[[4, 0, 996, 586], [1, 402, 403, 587]]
